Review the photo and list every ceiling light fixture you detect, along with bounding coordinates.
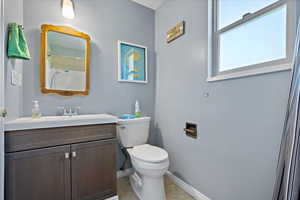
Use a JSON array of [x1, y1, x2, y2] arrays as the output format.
[[62, 0, 75, 19]]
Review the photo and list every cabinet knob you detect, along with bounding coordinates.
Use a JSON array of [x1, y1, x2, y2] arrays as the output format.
[[72, 151, 77, 158], [65, 153, 70, 159]]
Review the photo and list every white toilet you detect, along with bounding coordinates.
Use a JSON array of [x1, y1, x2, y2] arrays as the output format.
[[117, 117, 169, 200]]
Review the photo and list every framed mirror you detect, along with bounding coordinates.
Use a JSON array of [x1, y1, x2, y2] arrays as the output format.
[[40, 24, 90, 96]]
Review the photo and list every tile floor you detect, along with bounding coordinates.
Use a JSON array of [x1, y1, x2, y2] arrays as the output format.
[[117, 176, 195, 200]]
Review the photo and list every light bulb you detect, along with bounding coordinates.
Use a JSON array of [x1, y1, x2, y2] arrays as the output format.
[[62, 0, 75, 19]]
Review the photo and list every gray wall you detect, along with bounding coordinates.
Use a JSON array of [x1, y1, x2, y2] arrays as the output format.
[[155, 0, 296, 200], [22, 0, 155, 119], [4, 0, 23, 120]]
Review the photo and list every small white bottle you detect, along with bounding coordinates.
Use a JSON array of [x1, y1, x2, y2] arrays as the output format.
[[134, 100, 141, 117], [32, 100, 42, 119]]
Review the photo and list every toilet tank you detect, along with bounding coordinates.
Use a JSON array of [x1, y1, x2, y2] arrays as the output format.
[[117, 117, 151, 148]]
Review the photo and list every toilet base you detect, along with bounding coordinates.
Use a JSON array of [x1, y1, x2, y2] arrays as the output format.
[[130, 173, 166, 200]]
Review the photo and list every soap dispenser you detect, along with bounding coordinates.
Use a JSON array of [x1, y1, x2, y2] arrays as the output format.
[[134, 100, 142, 117], [32, 100, 42, 119]]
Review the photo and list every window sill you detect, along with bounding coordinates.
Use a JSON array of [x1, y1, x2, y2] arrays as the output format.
[[207, 63, 292, 82]]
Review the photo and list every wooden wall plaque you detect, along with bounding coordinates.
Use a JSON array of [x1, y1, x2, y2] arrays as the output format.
[[166, 21, 185, 43]]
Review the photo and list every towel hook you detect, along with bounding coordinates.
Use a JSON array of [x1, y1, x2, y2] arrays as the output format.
[[8, 23, 24, 30]]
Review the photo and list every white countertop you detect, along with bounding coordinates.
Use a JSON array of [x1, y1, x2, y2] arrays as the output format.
[[5, 114, 118, 131]]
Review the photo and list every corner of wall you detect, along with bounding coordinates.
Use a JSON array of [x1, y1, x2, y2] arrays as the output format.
[[4, 0, 24, 120]]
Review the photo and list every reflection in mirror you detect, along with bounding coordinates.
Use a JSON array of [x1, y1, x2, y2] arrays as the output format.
[[40, 25, 90, 96], [46, 31, 86, 91]]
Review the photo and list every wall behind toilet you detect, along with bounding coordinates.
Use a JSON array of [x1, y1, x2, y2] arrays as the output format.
[[21, 0, 156, 118]]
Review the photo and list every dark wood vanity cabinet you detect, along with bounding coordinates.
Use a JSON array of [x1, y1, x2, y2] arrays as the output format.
[[71, 140, 117, 200], [5, 124, 117, 200], [6, 145, 72, 200]]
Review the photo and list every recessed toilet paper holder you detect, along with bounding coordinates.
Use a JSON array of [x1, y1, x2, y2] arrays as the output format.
[[184, 122, 197, 139]]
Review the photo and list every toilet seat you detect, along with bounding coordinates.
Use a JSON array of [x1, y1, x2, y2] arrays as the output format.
[[129, 144, 168, 163]]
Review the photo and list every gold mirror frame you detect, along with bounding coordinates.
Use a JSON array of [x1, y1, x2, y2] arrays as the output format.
[[40, 24, 91, 97]]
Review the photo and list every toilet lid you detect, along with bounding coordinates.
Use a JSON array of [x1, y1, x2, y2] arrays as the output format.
[[130, 144, 168, 163]]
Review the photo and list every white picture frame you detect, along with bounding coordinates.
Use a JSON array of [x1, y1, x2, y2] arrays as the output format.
[[117, 40, 148, 83]]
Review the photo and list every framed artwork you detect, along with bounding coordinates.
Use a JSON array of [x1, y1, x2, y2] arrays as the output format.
[[118, 41, 148, 83]]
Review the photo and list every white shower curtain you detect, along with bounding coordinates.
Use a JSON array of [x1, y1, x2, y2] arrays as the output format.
[[272, 19, 300, 200]]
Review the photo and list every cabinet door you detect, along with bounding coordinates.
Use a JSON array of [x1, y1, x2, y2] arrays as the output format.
[[71, 139, 117, 200], [5, 145, 71, 200]]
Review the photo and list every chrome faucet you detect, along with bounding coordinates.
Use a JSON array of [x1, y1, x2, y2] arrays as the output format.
[[58, 106, 80, 116]]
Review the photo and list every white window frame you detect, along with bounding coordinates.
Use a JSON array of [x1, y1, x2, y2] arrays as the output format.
[[208, 0, 297, 82]]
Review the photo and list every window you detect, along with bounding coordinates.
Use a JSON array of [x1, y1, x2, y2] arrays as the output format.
[[208, 0, 296, 81]]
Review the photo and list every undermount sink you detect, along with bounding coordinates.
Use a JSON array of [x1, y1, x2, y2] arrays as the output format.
[[5, 114, 118, 131]]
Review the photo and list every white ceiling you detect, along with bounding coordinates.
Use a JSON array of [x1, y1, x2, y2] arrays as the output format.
[[131, 0, 167, 10]]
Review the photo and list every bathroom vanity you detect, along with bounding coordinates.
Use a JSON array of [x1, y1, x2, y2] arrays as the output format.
[[4, 114, 118, 200]]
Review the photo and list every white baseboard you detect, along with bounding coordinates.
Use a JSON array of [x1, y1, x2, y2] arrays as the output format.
[[166, 171, 211, 200], [117, 169, 211, 200], [117, 168, 134, 178], [105, 195, 119, 200]]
